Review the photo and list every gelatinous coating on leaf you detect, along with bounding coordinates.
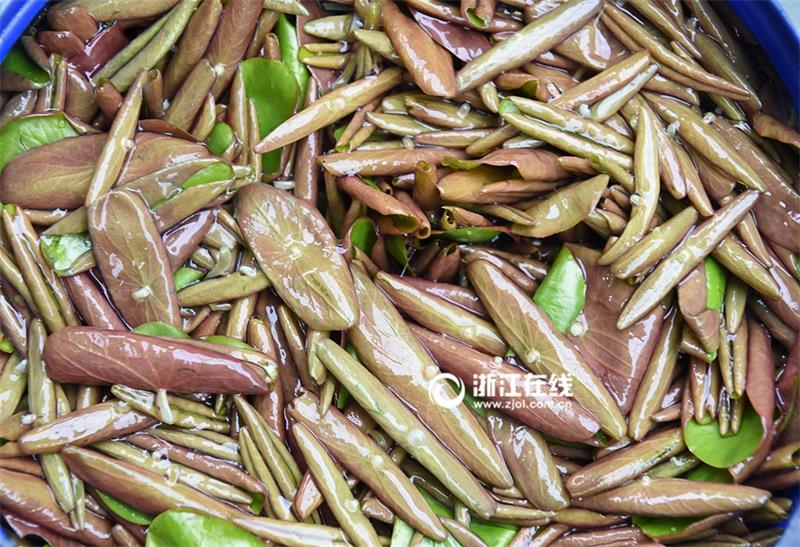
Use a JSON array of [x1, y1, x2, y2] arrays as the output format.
[[236, 183, 358, 330], [88, 190, 181, 327], [43, 327, 270, 394]]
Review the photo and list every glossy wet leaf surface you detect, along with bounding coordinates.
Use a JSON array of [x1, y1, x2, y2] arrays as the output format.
[[180, 161, 233, 189], [207, 122, 235, 156], [705, 256, 726, 311], [276, 13, 310, 98], [96, 490, 153, 525], [533, 246, 585, 334], [0, 113, 79, 172], [173, 266, 204, 291], [88, 190, 182, 327], [236, 183, 357, 330], [0, 133, 105, 209], [40, 233, 93, 275], [438, 226, 501, 243], [416, 488, 517, 547], [632, 515, 699, 539], [564, 244, 665, 412], [685, 464, 732, 483], [1, 46, 50, 87], [146, 509, 262, 547], [240, 58, 300, 175], [348, 217, 377, 255], [684, 400, 763, 468], [132, 321, 189, 339]]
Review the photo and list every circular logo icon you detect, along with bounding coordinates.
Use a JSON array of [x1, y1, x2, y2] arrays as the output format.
[[428, 373, 465, 409]]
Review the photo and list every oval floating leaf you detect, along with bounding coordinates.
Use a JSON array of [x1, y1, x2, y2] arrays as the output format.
[[88, 191, 182, 327], [0, 133, 105, 209], [236, 184, 357, 330], [145, 509, 262, 547], [533, 246, 586, 334], [684, 401, 763, 468], [0, 113, 79, 171], [96, 490, 154, 525], [240, 58, 300, 175]]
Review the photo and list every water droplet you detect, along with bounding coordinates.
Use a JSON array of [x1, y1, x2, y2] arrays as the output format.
[[629, 193, 642, 207], [132, 286, 152, 300], [402, 136, 415, 149], [372, 454, 384, 467], [702, 112, 715, 124], [345, 499, 360, 512], [578, 104, 591, 118], [525, 350, 540, 364], [569, 322, 586, 337], [408, 429, 425, 446], [666, 122, 679, 136], [21, 413, 35, 425], [457, 103, 471, 117]]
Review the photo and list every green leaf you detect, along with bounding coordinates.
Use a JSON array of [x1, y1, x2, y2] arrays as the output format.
[[684, 464, 732, 483], [275, 14, 310, 99], [465, 8, 487, 28], [385, 235, 412, 270], [249, 492, 265, 514], [416, 488, 517, 547], [207, 122, 235, 156], [632, 516, 699, 539], [132, 321, 190, 339], [203, 335, 254, 350], [96, 491, 154, 525], [533, 246, 586, 334], [684, 400, 763, 468], [1, 46, 50, 88], [390, 518, 415, 547], [146, 509, 262, 547], [40, 233, 92, 275], [240, 58, 300, 175], [438, 227, 501, 243], [470, 519, 518, 547], [441, 157, 482, 170], [0, 113, 79, 171], [349, 217, 377, 255], [0, 335, 14, 353], [181, 162, 233, 189], [704, 256, 726, 311], [498, 99, 520, 114], [174, 267, 205, 292]]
